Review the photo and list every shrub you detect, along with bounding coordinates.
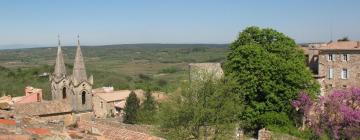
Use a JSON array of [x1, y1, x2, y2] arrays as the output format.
[[293, 88, 360, 139]]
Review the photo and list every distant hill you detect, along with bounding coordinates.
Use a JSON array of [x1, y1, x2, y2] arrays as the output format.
[[0, 43, 229, 99], [0, 43, 228, 50]]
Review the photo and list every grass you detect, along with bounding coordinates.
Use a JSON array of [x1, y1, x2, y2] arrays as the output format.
[[0, 44, 228, 99]]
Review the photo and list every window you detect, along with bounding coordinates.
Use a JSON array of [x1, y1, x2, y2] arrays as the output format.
[[328, 68, 333, 79], [82, 91, 86, 105], [341, 69, 348, 79], [62, 87, 66, 99], [343, 54, 349, 61], [328, 54, 334, 61]]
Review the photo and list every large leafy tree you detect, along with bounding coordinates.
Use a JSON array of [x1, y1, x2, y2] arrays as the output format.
[[224, 26, 319, 132], [123, 91, 140, 124], [157, 78, 241, 139]]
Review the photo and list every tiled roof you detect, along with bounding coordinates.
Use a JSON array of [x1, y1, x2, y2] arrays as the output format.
[[25, 128, 51, 135], [95, 90, 144, 102], [14, 100, 72, 116], [0, 119, 16, 125], [78, 121, 162, 140], [317, 41, 360, 50]]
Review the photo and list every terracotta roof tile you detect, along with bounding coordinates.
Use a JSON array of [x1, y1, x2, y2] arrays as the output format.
[[25, 128, 51, 135], [0, 119, 16, 125], [317, 41, 360, 50], [14, 100, 72, 116], [95, 90, 144, 102], [78, 121, 162, 140]]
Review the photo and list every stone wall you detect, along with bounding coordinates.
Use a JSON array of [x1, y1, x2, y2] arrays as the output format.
[[258, 128, 271, 140], [318, 50, 360, 94]]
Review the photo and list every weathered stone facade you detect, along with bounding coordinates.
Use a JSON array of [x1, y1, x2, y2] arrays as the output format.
[[317, 41, 360, 95], [50, 36, 93, 112], [302, 41, 360, 95]]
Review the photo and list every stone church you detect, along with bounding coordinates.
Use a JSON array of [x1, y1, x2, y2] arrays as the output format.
[[50, 36, 93, 112]]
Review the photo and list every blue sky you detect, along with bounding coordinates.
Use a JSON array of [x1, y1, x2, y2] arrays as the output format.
[[0, 0, 359, 47]]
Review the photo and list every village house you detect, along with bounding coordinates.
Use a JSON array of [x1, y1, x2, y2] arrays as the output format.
[[303, 41, 360, 95], [93, 89, 144, 118], [12, 86, 43, 104], [93, 88, 166, 118]]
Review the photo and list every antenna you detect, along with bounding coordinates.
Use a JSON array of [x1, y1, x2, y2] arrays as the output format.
[[77, 34, 80, 46], [57, 34, 61, 46]]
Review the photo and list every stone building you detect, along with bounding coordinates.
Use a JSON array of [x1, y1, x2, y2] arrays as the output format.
[[14, 100, 73, 122], [316, 41, 360, 94], [50, 36, 93, 112], [12, 86, 43, 104]]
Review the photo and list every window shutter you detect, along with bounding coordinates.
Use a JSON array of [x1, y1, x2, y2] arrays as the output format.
[[347, 54, 350, 61], [333, 54, 336, 61], [329, 68, 333, 79]]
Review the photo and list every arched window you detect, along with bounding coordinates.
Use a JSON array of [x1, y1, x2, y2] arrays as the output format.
[[62, 87, 66, 99], [82, 91, 86, 105]]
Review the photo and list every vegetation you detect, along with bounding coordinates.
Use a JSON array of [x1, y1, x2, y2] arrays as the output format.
[[156, 77, 241, 139], [294, 88, 360, 139], [337, 36, 350, 41], [0, 44, 228, 98], [224, 26, 320, 134], [138, 89, 157, 124], [123, 91, 140, 124]]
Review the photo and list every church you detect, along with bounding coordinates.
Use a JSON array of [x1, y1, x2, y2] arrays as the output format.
[[50, 36, 93, 112]]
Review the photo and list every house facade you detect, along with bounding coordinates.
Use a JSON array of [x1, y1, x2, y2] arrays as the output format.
[[307, 41, 360, 95]]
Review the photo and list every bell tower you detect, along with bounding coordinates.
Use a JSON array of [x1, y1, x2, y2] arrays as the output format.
[[50, 35, 70, 101], [69, 35, 93, 112]]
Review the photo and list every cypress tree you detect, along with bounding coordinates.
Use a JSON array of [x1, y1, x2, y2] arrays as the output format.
[[123, 91, 140, 124]]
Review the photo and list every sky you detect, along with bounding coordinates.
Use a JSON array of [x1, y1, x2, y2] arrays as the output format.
[[0, 0, 360, 47]]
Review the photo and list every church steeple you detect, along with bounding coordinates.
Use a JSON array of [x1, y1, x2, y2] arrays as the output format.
[[72, 35, 87, 83], [54, 35, 66, 77]]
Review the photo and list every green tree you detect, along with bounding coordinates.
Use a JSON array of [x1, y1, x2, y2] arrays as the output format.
[[224, 26, 319, 133], [123, 91, 140, 124], [138, 89, 157, 124], [337, 36, 350, 41], [157, 77, 241, 139]]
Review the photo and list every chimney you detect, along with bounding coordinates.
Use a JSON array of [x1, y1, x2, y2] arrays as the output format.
[[358, 41, 360, 48]]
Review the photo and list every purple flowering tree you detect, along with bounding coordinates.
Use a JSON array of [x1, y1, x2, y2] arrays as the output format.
[[293, 88, 360, 139]]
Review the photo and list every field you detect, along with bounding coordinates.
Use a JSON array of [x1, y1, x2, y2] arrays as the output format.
[[0, 44, 228, 99]]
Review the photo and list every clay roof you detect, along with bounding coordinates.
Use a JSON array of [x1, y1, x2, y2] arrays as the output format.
[[78, 121, 162, 140], [95, 90, 144, 102], [0, 119, 16, 125], [25, 128, 51, 135], [317, 41, 360, 51], [14, 100, 72, 116]]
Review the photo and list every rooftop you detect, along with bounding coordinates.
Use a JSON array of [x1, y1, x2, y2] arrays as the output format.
[[14, 100, 72, 116], [317, 41, 360, 51], [95, 89, 144, 102]]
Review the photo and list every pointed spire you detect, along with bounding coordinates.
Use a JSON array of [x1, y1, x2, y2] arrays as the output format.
[[73, 35, 87, 83], [54, 34, 66, 77]]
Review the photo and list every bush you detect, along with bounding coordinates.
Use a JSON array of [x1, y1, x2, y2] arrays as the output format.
[[158, 67, 179, 74], [293, 88, 360, 139]]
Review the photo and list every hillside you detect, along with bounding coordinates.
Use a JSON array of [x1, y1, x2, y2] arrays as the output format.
[[0, 44, 228, 99]]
